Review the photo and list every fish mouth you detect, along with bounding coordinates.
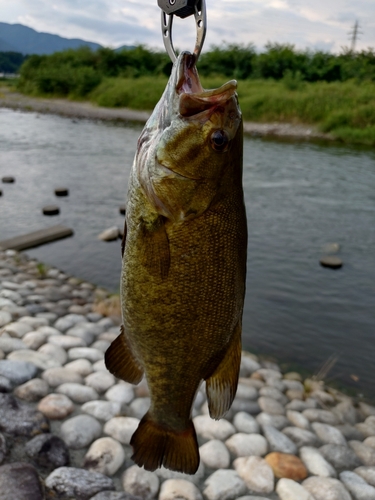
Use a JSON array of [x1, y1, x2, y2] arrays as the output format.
[[176, 52, 238, 118]]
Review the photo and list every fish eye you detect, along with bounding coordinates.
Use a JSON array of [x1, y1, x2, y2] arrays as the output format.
[[210, 130, 229, 152]]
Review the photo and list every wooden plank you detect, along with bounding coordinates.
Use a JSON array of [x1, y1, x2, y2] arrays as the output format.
[[0, 225, 74, 251]]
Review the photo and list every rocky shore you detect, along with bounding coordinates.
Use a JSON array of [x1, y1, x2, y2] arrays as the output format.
[[0, 86, 332, 142], [1, 248, 375, 500]]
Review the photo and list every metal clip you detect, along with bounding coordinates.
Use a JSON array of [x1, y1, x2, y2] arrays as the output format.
[[160, 0, 206, 63]]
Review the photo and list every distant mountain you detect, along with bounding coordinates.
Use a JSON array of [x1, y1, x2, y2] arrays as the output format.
[[0, 22, 102, 55], [0, 36, 18, 52], [115, 45, 136, 52]]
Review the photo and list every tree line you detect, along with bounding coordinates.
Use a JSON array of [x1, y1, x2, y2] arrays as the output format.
[[0, 52, 28, 74], [6, 42, 375, 97]]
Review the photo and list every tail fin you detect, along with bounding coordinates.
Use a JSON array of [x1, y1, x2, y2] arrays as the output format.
[[130, 412, 199, 474]]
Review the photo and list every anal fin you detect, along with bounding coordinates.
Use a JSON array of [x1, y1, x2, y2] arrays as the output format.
[[205, 321, 242, 419], [130, 412, 199, 474], [104, 326, 144, 384]]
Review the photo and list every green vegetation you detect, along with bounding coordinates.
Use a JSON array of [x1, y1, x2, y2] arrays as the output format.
[[0, 51, 28, 73], [15, 43, 375, 146]]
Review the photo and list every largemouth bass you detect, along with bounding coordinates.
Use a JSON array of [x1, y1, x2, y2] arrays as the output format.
[[105, 51, 247, 474]]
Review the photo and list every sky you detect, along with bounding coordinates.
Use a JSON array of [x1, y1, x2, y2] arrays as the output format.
[[1, 0, 375, 54]]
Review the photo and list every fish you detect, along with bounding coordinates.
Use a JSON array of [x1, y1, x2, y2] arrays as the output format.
[[105, 51, 247, 475]]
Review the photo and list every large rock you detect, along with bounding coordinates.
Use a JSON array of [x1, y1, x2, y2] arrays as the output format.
[[45, 466, 115, 499], [0, 393, 49, 436], [0, 360, 38, 385], [0, 462, 44, 500], [25, 433, 69, 469]]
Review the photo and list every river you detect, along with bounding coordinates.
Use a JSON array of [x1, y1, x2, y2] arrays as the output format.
[[0, 108, 374, 399]]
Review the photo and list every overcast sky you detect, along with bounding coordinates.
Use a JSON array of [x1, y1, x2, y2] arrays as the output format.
[[1, 0, 374, 54]]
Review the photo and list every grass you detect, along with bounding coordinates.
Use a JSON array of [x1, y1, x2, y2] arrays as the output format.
[[11, 71, 375, 146], [85, 76, 375, 146]]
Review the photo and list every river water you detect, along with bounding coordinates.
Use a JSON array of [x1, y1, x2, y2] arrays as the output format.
[[0, 108, 374, 398]]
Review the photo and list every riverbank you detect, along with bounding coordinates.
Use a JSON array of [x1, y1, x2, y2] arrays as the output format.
[[1, 248, 375, 500], [0, 86, 332, 142]]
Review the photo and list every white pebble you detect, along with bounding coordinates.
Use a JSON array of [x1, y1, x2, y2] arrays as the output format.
[[203, 469, 247, 500], [122, 465, 159, 500], [233, 411, 260, 434], [85, 371, 115, 393], [199, 440, 230, 469], [299, 446, 337, 477], [276, 478, 315, 500], [225, 433, 268, 457], [56, 383, 99, 403], [104, 416, 139, 444], [193, 415, 235, 441], [38, 343, 67, 365], [234, 456, 274, 494], [81, 400, 121, 421], [64, 358, 93, 376], [105, 383, 134, 405], [84, 437, 125, 476], [159, 479, 203, 500]]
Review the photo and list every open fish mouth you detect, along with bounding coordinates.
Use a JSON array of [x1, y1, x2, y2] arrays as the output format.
[[176, 53, 238, 118]]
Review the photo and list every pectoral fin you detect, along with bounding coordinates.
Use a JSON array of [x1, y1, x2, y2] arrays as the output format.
[[140, 217, 170, 280], [104, 326, 144, 384], [205, 321, 242, 419]]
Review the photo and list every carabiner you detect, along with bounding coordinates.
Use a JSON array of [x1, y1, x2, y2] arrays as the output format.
[[160, 0, 206, 63]]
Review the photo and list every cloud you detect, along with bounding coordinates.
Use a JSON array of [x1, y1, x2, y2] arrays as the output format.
[[0, 0, 374, 52]]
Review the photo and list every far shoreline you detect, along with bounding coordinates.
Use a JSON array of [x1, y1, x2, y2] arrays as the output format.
[[0, 86, 333, 142]]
